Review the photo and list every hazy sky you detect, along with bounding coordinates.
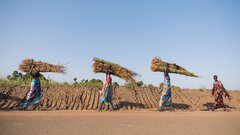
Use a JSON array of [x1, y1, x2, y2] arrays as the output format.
[[1, 0, 240, 89]]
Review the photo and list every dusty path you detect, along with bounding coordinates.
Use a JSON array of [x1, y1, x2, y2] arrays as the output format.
[[0, 111, 240, 135]]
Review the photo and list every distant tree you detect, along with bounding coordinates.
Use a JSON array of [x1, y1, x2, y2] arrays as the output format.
[[18, 72, 23, 78], [159, 82, 164, 88], [79, 78, 103, 86], [148, 84, 154, 87], [73, 78, 77, 82], [72, 78, 79, 85], [112, 82, 119, 87], [136, 81, 144, 87], [12, 70, 19, 80], [7, 75, 12, 80], [172, 85, 180, 89], [125, 82, 135, 87], [63, 82, 69, 86]]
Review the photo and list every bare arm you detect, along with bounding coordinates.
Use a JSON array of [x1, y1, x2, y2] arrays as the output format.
[[29, 59, 34, 75], [165, 63, 169, 77]]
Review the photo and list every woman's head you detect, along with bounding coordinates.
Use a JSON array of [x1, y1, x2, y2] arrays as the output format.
[[32, 72, 40, 79], [213, 75, 218, 81]]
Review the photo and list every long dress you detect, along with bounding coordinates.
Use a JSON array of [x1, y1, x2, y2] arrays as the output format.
[[99, 75, 113, 103], [159, 76, 172, 107], [212, 81, 231, 109], [24, 79, 41, 108]]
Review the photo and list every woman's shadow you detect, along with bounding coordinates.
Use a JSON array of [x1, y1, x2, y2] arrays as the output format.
[[202, 102, 234, 111]]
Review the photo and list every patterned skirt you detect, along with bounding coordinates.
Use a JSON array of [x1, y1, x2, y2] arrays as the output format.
[[99, 84, 113, 103], [159, 77, 172, 107]]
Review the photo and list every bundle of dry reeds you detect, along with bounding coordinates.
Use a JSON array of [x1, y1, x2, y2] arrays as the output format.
[[151, 57, 198, 77], [19, 58, 65, 73], [93, 57, 140, 83]]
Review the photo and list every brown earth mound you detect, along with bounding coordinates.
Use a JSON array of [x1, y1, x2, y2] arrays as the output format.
[[0, 86, 239, 111]]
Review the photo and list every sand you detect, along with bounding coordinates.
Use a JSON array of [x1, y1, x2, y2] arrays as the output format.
[[0, 86, 240, 111], [1, 86, 240, 135], [0, 111, 240, 135]]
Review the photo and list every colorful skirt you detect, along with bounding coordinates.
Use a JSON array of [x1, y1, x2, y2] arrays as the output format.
[[159, 77, 172, 107], [24, 90, 41, 108], [99, 84, 113, 103]]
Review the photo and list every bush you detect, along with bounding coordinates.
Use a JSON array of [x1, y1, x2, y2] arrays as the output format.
[[79, 78, 103, 86], [148, 84, 154, 87], [0, 70, 53, 86], [136, 81, 144, 87], [159, 82, 164, 88], [112, 82, 119, 87], [125, 81, 144, 87], [62, 82, 70, 86]]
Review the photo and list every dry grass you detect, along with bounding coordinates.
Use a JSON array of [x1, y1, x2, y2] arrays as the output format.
[[19, 58, 65, 73], [93, 57, 140, 83], [151, 57, 198, 77]]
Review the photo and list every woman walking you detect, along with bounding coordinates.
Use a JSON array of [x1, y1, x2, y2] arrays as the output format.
[[23, 64, 42, 110], [211, 75, 231, 111], [159, 64, 172, 110], [98, 65, 114, 111]]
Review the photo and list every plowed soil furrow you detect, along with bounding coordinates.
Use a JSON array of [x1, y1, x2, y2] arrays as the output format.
[[2, 100, 13, 110], [78, 91, 84, 110], [70, 96, 77, 110], [94, 91, 100, 110], [139, 88, 151, 108], [129, 88, 137, 110], [135, 88, 147, 109], [0, 87, 14, 107], [89, 89, 96, 110], [52, 90, 61, 109], [146, 88, 158, 107], [143, 88, 155, 108], [68, 93, 75, 110], [134, 88, 144, 109], [86, 88, 95, 110], [75, 95, 80, 110], [56, 99, 62, 110], [149, 87, 160, 103], [80, 88, 88, 110], [84, 88, 92, 110], [0, 86, 240, 111]]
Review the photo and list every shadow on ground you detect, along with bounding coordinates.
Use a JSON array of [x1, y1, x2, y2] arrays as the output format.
[[115, 101, 145, 110], [201, 102, 234, 111]]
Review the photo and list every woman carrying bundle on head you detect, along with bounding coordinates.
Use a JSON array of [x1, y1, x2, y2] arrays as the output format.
[[98, 65, 115, 111], [159, 64, 172, 111], [23, 62, 42, 110]]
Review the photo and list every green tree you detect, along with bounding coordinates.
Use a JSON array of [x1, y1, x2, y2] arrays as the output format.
[[112, 82, 119, 87], [7, 75, 12, 80], [148, 84, 153, 87], [63, 82, 69, 85], [73, 78, 79, 85], [125, 82, 135, 87], [136, 81, 144, 87], [12, 70, 19, 80], [73, 78, 77, 82], [159, 82, 164, 88]]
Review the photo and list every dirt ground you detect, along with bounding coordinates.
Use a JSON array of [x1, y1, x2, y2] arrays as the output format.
[[0, 86, 240, 111], [0, 111, 240, 135], [1, 86, 240, 135]]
